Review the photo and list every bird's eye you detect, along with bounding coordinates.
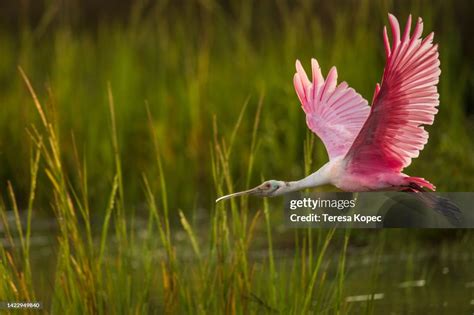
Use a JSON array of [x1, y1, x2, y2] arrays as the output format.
[[265, 183, 271, 189]]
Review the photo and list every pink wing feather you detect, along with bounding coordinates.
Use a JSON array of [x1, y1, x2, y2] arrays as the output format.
[[345, 14, 440, 175], [294, 59, 370, 160]]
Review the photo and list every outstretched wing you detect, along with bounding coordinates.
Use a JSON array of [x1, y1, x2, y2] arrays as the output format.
[[345, 14, 440, 175], [294, 59, 370, 160]]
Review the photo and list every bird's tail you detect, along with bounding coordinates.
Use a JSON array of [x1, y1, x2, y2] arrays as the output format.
[[405, 176, 436, 191], [403, 181, 462, 227]]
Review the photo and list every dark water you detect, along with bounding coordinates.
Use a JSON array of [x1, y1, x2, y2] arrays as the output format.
[[343, 251, 474, 314]]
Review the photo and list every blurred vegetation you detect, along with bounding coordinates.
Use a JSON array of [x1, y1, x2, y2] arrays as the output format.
[[0, 0, 473, 313], [0, 0, 473, 211]]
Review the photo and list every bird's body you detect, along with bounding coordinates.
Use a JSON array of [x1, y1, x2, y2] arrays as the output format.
[[326, 157, 401, 192], [216, 13, 443, 203], [323, 157, 428, 192]]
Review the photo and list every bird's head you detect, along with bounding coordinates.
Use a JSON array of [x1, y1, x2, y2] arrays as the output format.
[[216, 180, 287, 203]]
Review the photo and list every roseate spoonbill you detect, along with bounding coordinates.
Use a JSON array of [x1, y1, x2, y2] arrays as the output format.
[[216, 14, 460, 221]]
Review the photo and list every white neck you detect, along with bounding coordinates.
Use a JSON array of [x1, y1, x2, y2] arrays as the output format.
[[280, 162, 332, 194]]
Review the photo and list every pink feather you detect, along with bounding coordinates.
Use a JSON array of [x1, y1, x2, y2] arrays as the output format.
[[293, 59, 370, 160], [345, 14, 440, 179]]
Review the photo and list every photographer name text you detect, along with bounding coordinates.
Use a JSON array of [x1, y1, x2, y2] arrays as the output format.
[[289, 213, 382, 223]]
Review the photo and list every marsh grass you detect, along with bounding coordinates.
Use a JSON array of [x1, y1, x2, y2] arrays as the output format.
[[0, 0, 473, 314], [0, 69, 351, 313]]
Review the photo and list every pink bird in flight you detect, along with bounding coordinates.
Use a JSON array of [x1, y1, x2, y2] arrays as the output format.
[[217, 14, 443, 202]]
